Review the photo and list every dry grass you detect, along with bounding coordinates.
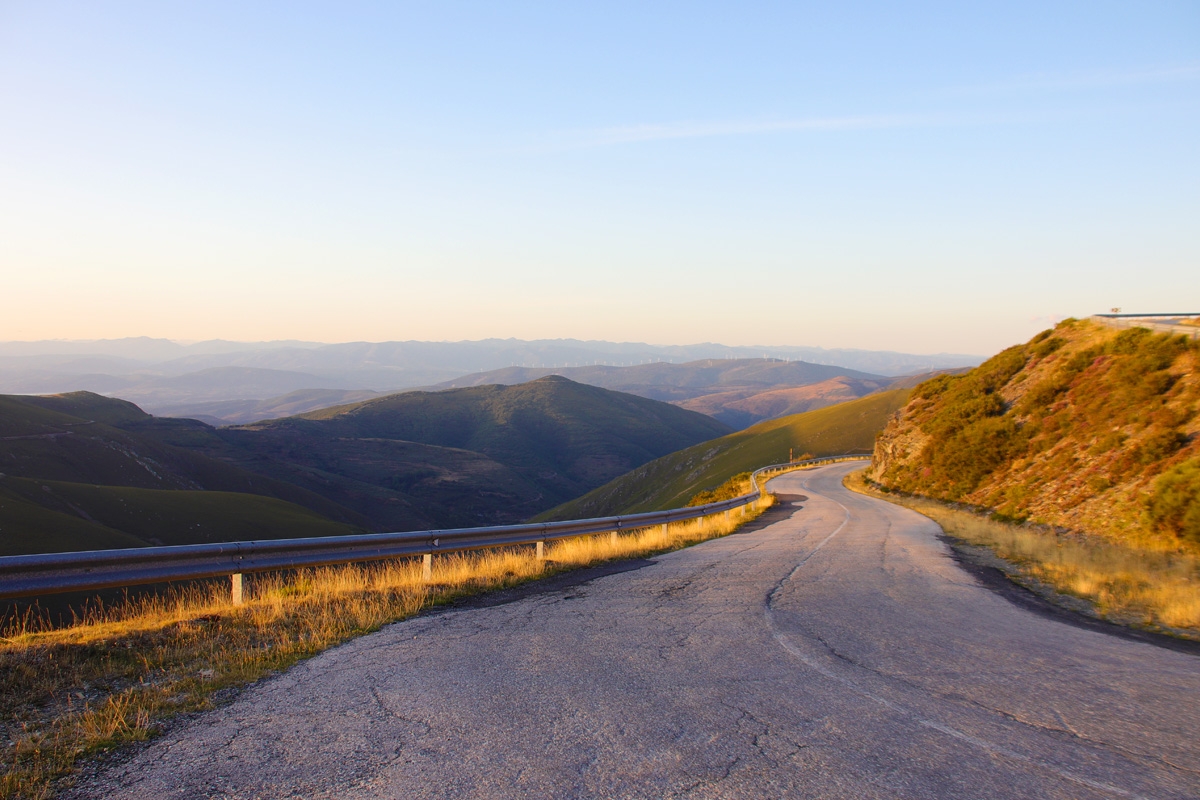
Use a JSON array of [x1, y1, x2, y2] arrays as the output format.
[[0, 498, 773, 799], [846, 470, 1200, 637]]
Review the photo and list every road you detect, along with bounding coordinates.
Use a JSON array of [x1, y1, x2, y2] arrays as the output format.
[[79, 463, 1200, 799]]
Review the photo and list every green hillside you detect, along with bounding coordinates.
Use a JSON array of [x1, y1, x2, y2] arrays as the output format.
[[0, 392, 371, 554], [541, 387, 912, 519], [0, 393, 368, 521], [0, 483, 147, 556], [210, 376, 732, 528], [873, 319, 1200, 548], [0, 478, 356, 556], [1, 379, 731, 552]]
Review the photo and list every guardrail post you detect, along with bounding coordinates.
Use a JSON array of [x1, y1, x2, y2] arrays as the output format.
[[661, 522, 668, 539], [535, 541, 544, 560], [231, 573, 244, 606], [724, 510, 731, 522], [609, 530, 618, 546], [422, 553, 432, 581]]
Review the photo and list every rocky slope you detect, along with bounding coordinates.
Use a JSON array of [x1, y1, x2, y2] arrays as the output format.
[[872, 319, 1200, 548]]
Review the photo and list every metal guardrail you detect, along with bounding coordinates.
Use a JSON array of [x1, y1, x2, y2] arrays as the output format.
[[1090, 314, 1200, 341], [0, 454, 869, 601]]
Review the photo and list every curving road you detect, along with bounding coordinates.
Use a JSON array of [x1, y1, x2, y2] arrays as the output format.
[[80, 463, 1200, 799]]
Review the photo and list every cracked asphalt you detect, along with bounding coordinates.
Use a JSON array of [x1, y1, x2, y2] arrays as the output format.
[[76, 463, 1200, 799]]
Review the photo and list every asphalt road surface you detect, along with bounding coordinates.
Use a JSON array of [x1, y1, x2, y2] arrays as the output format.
[[79, 463, 1200, 799]]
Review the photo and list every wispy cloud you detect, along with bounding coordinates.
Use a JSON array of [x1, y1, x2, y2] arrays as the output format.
[[541, 62, 1199, 152], [569, 113, 939, 148]]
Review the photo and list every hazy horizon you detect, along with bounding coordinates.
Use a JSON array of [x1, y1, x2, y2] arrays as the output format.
[[0, 333, 984, 358], [2, 3, 1196, 355]]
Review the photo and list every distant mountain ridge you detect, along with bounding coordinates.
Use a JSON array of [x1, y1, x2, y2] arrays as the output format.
[[432, 358, 885, 396], [433, 358, 936, 430], [0, 336, 984, 377], [0, 337, 981, 423]]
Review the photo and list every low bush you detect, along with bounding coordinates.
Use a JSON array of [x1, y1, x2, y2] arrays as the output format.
[[1149, 459, 1200, 544]]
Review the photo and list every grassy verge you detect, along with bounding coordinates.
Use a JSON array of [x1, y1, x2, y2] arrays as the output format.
[[845, 469, 1200, 639], [0, 497, 773, 799]]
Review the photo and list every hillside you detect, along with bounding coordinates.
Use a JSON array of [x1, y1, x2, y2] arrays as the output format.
[[0, 393, 367, 555], [0, 378, 732, 552], [674, 376, 891, 428], [209, 376, 732, 529], [150, 388, 386, 426], [872, 320, 1200, 549], [541, 387, 912, 519], [433, 358, 896, 428]]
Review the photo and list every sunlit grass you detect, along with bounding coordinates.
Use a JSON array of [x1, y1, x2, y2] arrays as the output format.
[[846, 470, 1200, 636], [0, 497, 773, 799]]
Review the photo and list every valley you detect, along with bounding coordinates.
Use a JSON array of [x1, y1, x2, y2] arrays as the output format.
[[0, 378, 728, 553]]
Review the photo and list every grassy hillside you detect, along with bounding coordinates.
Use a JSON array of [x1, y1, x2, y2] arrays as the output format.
[[0, 478, 356, 555], [872, 319, 1200, 549], [211, 376, 732, 528], [0, 378, 732, 552], [541, 387, 912, 519], [0, 392, 374, 553], [0, 484, 147, 555], [432, 358, 896, 428], [675, 376, 890, 428]]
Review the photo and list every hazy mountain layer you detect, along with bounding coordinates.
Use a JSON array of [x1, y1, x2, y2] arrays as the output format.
[[144, 388, 386, 426], [0, 338, 981, 424], [435, 358, 903, 429], [432, 358, 884, 396]]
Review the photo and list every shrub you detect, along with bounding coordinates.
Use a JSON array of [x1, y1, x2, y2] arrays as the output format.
[[1148, 459, 1200, 544], [687, 472, 752, 506], [923, 416, 1026, 500]]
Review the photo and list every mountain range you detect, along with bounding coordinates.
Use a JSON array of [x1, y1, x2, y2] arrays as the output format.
[[434, 359, 902, 429], [0, 337, 981, 423]]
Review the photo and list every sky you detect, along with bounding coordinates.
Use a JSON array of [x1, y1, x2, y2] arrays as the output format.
[[1, 2, 1197, 357]]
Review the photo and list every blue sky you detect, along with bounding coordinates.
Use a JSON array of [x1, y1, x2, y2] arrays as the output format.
[[1, 1, 1197, 355]]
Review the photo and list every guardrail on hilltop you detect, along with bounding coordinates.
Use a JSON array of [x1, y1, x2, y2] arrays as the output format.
[[0, 454, 871, 602], [1091, 314, 1200, 341]]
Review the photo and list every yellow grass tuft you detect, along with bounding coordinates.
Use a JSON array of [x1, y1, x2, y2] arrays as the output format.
[[846, 470, 1200, 634], [0, 497, 773, 798]]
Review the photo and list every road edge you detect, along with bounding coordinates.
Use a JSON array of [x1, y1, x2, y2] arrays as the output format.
[[841, 467, 1200, 657]]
